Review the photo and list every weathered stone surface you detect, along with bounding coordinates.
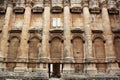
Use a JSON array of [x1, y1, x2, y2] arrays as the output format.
[[0, 0, 119, 79]]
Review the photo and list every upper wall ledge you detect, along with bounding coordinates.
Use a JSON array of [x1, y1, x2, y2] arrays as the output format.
[[0, 0, 120, 14]]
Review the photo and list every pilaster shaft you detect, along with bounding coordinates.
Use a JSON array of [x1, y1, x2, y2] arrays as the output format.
[[83, 6, 93, 60], [101, 4, 119, 73], [83, 5, 97, 74], [0, 4, 13, 70], [41, 4, 50, 62], [15, 5, 31, 72], [63, 5, 73, 62], [102, 6, 116, 59]]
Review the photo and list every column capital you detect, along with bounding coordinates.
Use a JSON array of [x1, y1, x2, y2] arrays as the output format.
[[64, 0, 70, 6], [117, 0, 120, 8], [44, 0, 51, 7], [83, 0, 89, 7], [100, 0, 107, 8]]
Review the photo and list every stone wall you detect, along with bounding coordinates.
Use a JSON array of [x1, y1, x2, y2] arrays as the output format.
[[0, 0, 119, 79]]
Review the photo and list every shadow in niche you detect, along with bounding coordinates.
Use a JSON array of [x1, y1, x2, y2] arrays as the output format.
[[49, 63, 61, 78]]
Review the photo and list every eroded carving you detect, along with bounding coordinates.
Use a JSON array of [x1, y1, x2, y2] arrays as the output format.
[[89, 0, 101, 14], [13, 0, 25, 13], [51, 0, 63, 13], [32, 0, 44, 13], [108, 0, 119, 14], [70, 0, 82, 13]]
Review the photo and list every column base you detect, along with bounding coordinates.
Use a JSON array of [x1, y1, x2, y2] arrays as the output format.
[[64, 57, 74, 63], [63, 64, 74, 73], [14, 63, 28, 72], [40, 57, 49, 63], [85, 64, 97, 75], [107, 63, 120, 74]]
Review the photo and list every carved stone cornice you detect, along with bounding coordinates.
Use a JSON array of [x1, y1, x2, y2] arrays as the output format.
[[64, 0, 70, 6], [83, 0, 89, 7]]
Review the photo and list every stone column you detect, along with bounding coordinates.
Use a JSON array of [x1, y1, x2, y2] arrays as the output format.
[[63, 0, 74, 63], [62, 0, 74, 74], [40, 0, 50, 61], [14, 3, 31, 72], [38, 0, 50, 77], [0, 4, 13, 71], [101, 1, 119, 73], [83, 0, 97, 74]]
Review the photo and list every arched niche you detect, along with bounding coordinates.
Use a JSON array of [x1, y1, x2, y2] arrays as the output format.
[[50, 37, 63, 62], [93, 37, 106, 73], [28, 36, 41, 69], [72, 36, 84, 73], [114, 36, 120, 59], [6, 36, 20, 71]]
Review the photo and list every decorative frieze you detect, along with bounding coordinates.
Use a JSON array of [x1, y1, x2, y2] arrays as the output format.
[[32, 0, 44, 13]]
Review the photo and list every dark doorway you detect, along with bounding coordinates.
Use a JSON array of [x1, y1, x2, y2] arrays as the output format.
[[49, 64, 61, 78]]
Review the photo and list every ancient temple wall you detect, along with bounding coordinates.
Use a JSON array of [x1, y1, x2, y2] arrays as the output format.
[[0, 0, 119, 79]]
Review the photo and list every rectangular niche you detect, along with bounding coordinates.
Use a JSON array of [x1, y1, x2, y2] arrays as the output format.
[[51, 13, 63, 29], [90, 14, 103, 31], [30, 14, 43, 29], [72, 13, 84, 29], [12, 14, 24, 30]]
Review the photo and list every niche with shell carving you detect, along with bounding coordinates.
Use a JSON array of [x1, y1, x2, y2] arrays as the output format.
[[93, 35, 106, 72], [50, 34, 63, 63], [28, 35, 41, 69], [6, 34, 20, 71], [72, 34, 84, 73], [114, 35, 120, 60]]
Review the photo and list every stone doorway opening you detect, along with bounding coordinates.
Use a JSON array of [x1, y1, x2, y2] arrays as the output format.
[[49, 63, 63, 78]]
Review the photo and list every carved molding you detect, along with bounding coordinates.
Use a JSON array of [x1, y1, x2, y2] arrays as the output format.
[[64, 0, 69, 6], [32, 0, 44, 13], [83, 0, 89, 7], [28, 35, 42, 43], [70, 0, 82, 13], [8, 33, 21, 43], [108, 0, 119, 14], [49, 33, 64, 43], [89, 0, 101, 14], [13, 0, 25, 13], [0, 0, 7, 13], [92, 34, 106, 43], [71, 33, 85, 43]]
